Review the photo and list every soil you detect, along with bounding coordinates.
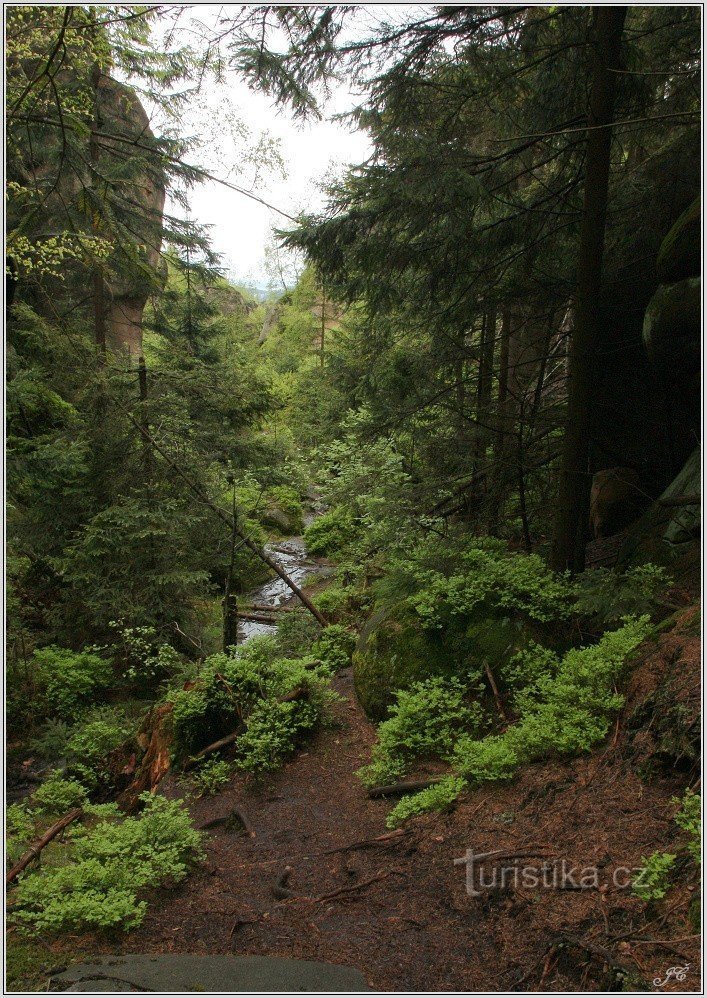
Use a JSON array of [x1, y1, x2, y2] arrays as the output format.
[[7, 469, 702, 989], [46, 606, 701, 993]]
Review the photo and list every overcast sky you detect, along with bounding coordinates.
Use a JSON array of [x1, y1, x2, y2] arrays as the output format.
[[149, 6, 376, 291]]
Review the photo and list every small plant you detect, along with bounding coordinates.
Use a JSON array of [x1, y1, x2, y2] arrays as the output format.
[[359, 677, 486, 788], [632, 851, 676, 902], [64, 709, 132, 790], [31, 646, 112, 719], [7, 804, 36, 865], [29, 718, 71, 760], [192, 756, 231, 796], [304, 506, 357, 556], [10, 794, 203, 934], [31, 773, 88, 815], [276, 611, 321, 657], [673, 788, 701, 864], [386, 776, 467, 829], [573, 564, 672, 626], [311, 624, 356, 671]]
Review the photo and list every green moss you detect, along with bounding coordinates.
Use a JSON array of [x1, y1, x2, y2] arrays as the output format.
[[353, 603, 530, 720], [5, 936, 55, 992]]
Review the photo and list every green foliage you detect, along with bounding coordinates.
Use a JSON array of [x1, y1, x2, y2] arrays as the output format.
[[192, 756, 232, 796], [311, 624, 356, 671], [304, 506, 358, 556], [573, 564, 673, 625], [386, 777, 467, 829], [674, 789, 701, 864], [31, 646, 112, 720], [7, 805, 36, 865], [11, 794, 203, 934], [64, 708, 132, 790], [31, 773, 89, 816], [358, 678, 486, 788], [276, 611, 321, 657], [365, 617, 652, 824], [632, 851, 676, 902]]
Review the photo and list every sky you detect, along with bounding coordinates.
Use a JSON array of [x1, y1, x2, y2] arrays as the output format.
[[148, 6, 376, 292]]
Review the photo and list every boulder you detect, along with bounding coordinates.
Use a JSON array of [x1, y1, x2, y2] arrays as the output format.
[[617, 448, 700, 572], [656, 196, 701, 283], [642, 278, 700, 392], [353, 603, 530, 721], [589, 467, 643, 539]]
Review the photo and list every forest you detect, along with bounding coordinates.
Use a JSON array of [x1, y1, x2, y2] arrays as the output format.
[[4, 4, 702, 993]]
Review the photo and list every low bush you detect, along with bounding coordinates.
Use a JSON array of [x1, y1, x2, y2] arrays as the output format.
[[358, 678, 486, 788], [31, 773, 89, 815], [276, 612, 321, 657], [386, 777, 467, 829], [11, 794, 203, 934], [191, 756, 232, 796], [31, 646, 112, 719], [311, 624, 356, 671], [304, 506, 358, 557], [674, 788, 701, 864], [632, 852, 676, 902]]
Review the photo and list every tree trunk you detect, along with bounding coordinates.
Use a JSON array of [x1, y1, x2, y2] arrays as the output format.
[[551, 7, 627, 573], [487, 310, 511, 532]]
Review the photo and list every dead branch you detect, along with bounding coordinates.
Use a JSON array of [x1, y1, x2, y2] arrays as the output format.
[[6, 808, 83, 885], [368, 778, 443, 798], [483, 660, 510, 722], [183, 726, 245, 771], [322, 828, 410, 855], [312, 869, 407, 903]]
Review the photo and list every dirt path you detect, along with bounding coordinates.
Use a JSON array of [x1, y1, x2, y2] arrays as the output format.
[[90, 610, 700, 992], [123, 666, 493, 991]]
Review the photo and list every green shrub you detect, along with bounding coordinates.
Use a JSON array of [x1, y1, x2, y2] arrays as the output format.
[[11, 794, 203, 934], [276, 611, 321, 657], [359, 677, 486, 788], [386, 777, 467, 829], [304, 506, 357, 556], [192, 756, 232, 796], [31, 773, 89, 815], [674, 788, 701, 864], [573, 564, 672, 625], [632, 851, 676, 902], [64, 709, 132, 790], [32, 646, 112, 719], [7, 804, 36, 865], [29, 718, 71, 760], [311, 624, 356, 671]]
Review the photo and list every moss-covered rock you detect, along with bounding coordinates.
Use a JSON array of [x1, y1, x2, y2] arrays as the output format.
[[656, 196, 701, 283], [642, 278, 700, 393], [353, 603, 531, 721]]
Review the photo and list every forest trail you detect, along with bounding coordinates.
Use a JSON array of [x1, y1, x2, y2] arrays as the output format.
[[73, 604, 700, 993]]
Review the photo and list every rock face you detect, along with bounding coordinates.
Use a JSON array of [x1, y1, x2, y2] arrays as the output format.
[[589, 467, 642, 539], [656, 196, 700, 283], [50, 954, 370, 992], [642, 278, 700, 394], [617, 447, 700, 572], [95, 75, 165, 358]]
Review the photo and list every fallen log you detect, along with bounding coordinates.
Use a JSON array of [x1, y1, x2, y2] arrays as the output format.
[[6, 808, 83, 885], [368, 778, 443, 799], [246, 603, 297, 614], [237, 611, 278, 625]]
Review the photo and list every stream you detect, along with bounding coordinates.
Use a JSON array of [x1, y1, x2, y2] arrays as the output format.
[[238, 530, 332, 643]]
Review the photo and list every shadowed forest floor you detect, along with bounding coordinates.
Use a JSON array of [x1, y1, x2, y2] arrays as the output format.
[[39, 606, 700, 993]]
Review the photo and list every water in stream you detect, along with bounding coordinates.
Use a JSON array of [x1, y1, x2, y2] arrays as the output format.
[[238, 535, 331, 644]]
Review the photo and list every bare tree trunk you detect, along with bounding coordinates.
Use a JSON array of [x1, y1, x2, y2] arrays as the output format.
[[223, 484, 239, 651], [552, 7, 627, 573]]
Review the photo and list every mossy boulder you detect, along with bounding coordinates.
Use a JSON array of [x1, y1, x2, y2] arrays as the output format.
[[656, 196, 700, 283], [617, 448, 700, 572], [642, 278, 700, 393], [353, 603, 531, 721]]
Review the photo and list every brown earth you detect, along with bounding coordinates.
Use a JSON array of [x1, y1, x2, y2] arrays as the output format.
[[43, 608, 701, 992]]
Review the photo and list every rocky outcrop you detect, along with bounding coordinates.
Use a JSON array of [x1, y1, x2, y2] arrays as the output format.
[[95, 74, 165, 357], [589, 467, 642, 539], [617, 448, 700, 574], [656, 196, 700, 284]]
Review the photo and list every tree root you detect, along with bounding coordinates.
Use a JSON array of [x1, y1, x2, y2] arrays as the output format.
[[368, 778, 443, 798], [322, 828, 410, 855], [272, 866, 295, 899]]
